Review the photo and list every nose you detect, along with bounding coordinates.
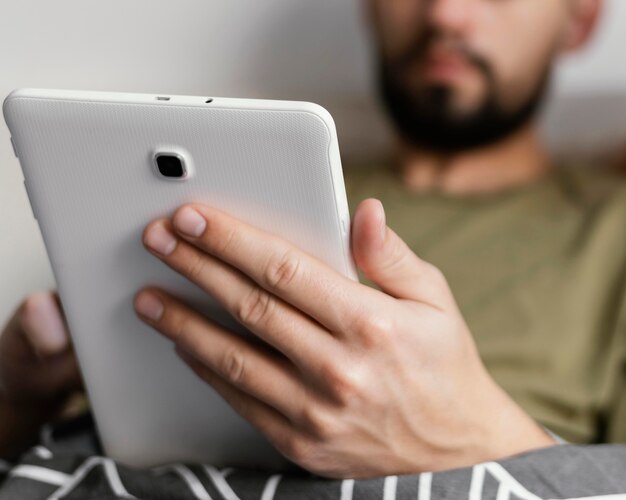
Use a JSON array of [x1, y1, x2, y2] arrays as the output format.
[[427, 0, 475, 35]]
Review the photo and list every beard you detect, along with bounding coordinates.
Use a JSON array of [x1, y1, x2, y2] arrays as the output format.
[[377, 35, 553, 154]]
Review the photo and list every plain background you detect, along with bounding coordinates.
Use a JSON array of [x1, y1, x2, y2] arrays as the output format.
[[2, 0, 626, 324]]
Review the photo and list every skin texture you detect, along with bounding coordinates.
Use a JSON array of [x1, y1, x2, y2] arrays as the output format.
[[0, 0, 602, 476], [132, 202, 555, 478], [0, 206, 553, 472]]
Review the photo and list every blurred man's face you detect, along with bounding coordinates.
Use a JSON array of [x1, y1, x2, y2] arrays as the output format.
[[370, 0, 575, 153]]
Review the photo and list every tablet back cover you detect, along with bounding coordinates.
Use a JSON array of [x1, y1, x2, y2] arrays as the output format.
[[4, 89, 354, 468]]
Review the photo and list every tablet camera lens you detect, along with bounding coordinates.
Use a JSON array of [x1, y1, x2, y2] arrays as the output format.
[[155, 154, 186, 178]]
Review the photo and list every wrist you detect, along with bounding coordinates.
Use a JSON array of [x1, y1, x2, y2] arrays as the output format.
[[476, 383, 557, 462]]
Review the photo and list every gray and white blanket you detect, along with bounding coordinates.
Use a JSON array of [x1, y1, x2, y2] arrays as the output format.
[[1, 415, 624, 500]]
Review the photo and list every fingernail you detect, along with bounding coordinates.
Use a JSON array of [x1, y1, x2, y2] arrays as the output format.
[[174, 207, 206, 237], [134, 292, 164, 321], [144, 223, 177, 255]]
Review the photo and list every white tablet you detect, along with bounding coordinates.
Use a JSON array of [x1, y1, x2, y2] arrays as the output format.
[[3, 88, 357, 469]]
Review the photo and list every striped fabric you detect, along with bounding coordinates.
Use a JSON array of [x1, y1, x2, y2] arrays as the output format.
[[1, 416, 624, 499]]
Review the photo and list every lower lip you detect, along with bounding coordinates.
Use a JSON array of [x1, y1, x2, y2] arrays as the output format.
[[422, 61, 469, 83]]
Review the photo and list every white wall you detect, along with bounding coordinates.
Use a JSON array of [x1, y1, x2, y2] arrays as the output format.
[[555, 0, 626, 94], [1, 0, 626, 323]]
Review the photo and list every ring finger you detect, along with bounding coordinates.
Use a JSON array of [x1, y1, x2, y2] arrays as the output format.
[[134, 288, 307, 423]]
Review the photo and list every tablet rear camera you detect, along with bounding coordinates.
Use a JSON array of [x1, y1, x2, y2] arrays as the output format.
[[155, 154, 186, 179]]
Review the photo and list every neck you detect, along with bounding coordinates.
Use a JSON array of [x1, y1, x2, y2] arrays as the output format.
[[398, 124, 551, 196]]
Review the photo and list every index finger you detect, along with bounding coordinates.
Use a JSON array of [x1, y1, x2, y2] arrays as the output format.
[[170, 204, 370, 336]]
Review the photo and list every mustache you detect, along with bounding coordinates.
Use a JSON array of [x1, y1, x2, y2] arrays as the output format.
[[391, 30, 494, 83]]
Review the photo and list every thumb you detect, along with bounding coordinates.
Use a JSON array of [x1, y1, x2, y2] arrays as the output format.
[[351, 199, 449, 303]]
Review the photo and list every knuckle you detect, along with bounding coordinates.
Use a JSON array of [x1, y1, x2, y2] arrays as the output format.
[[281, 433, 315, 464], [281, 434, 330, 474], [214, 223, 238, 256], [334, 373, 363, 406], [264, 250, 301, 290], [319, 360, 363, 406], [220, 348, 246, 384], [379, 238, 411, 275], [170, 310, 192, 342], [299, 404, 335, 441], [235, 287, 274, 328], [185, 252, 206, 282], [172, 317, 188, 340], [318, 360, 343, 389], [353, 311, 394, 348]]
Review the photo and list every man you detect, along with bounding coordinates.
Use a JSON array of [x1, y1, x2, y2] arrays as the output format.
[[348, 0, 626, 448], [1, 0, 625, 493]]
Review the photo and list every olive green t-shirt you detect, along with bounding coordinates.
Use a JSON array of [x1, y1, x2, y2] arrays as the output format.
[[344, 165, 626, 444]]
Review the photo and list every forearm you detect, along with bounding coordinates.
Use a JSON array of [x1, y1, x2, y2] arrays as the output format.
[[472, 380, 557, 465]]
